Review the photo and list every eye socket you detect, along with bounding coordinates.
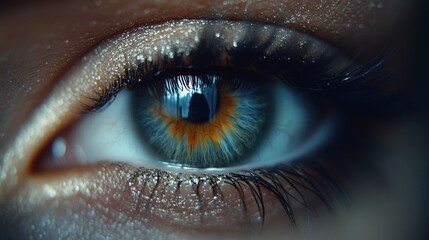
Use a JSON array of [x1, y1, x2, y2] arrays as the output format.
[[27, 19, 375, 233], [34, 20, 351, 173]]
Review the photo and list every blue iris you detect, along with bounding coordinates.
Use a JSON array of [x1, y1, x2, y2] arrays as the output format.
[[131, 74, 269, 168]]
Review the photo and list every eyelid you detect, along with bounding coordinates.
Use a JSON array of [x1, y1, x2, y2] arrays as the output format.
[[0, 19, 351, 190]]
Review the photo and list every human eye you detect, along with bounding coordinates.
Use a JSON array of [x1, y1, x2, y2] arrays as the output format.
[[1, 1, 426, 240], [39, 20, 342, 172]]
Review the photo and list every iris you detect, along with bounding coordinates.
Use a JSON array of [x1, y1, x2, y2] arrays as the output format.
[[132, 73, 269, 168]]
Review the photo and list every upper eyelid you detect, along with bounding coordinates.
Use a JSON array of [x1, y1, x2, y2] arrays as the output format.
[[72, 19, 358, 114]]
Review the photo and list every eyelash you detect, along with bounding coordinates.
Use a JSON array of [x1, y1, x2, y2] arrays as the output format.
[[67, 21, 388, 228], [85, 36, 385, 114], [127, 159, 349, 227]]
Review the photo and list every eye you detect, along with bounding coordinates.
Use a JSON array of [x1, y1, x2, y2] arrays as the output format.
[[38, 20, 349, 172], [29, 20, 380, 233], [48, 67, 330, 172]]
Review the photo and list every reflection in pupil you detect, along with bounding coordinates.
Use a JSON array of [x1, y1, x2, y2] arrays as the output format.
[[187, 93, 210, 123], [161, 82, 219, 122]]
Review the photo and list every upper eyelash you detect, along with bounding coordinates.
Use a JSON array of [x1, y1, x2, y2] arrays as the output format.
[[83, 48, 387, 114], [82, 77, 123, 113]]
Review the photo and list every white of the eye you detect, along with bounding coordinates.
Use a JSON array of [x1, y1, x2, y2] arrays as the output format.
[[69, 92, 164, 170], [67, 84, 330, 173], [240, 85, 332, 170]]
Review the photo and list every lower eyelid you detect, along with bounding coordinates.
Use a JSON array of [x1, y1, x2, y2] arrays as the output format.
[[17, 161, 335, 234]]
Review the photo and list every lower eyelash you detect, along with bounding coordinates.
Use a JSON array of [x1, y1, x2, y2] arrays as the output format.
[[126, 158, 348, 228]]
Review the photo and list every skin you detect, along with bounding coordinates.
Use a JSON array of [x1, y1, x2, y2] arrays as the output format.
[[0, 0, 427, 239]]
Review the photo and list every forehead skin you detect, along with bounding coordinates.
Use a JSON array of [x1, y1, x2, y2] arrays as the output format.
[[0, 0, 408, 151]]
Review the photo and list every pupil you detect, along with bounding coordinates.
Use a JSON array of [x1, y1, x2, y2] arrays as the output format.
[[187, 93, 210, 123]]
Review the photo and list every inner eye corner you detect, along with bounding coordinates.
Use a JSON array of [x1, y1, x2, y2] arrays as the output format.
[[26, 122, 78, 175]]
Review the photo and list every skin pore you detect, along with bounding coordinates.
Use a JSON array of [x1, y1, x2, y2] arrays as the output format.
[[0, 0, 427, 239]]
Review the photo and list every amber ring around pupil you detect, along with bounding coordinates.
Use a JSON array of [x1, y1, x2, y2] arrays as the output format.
[[132, 74, 269, 168]]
